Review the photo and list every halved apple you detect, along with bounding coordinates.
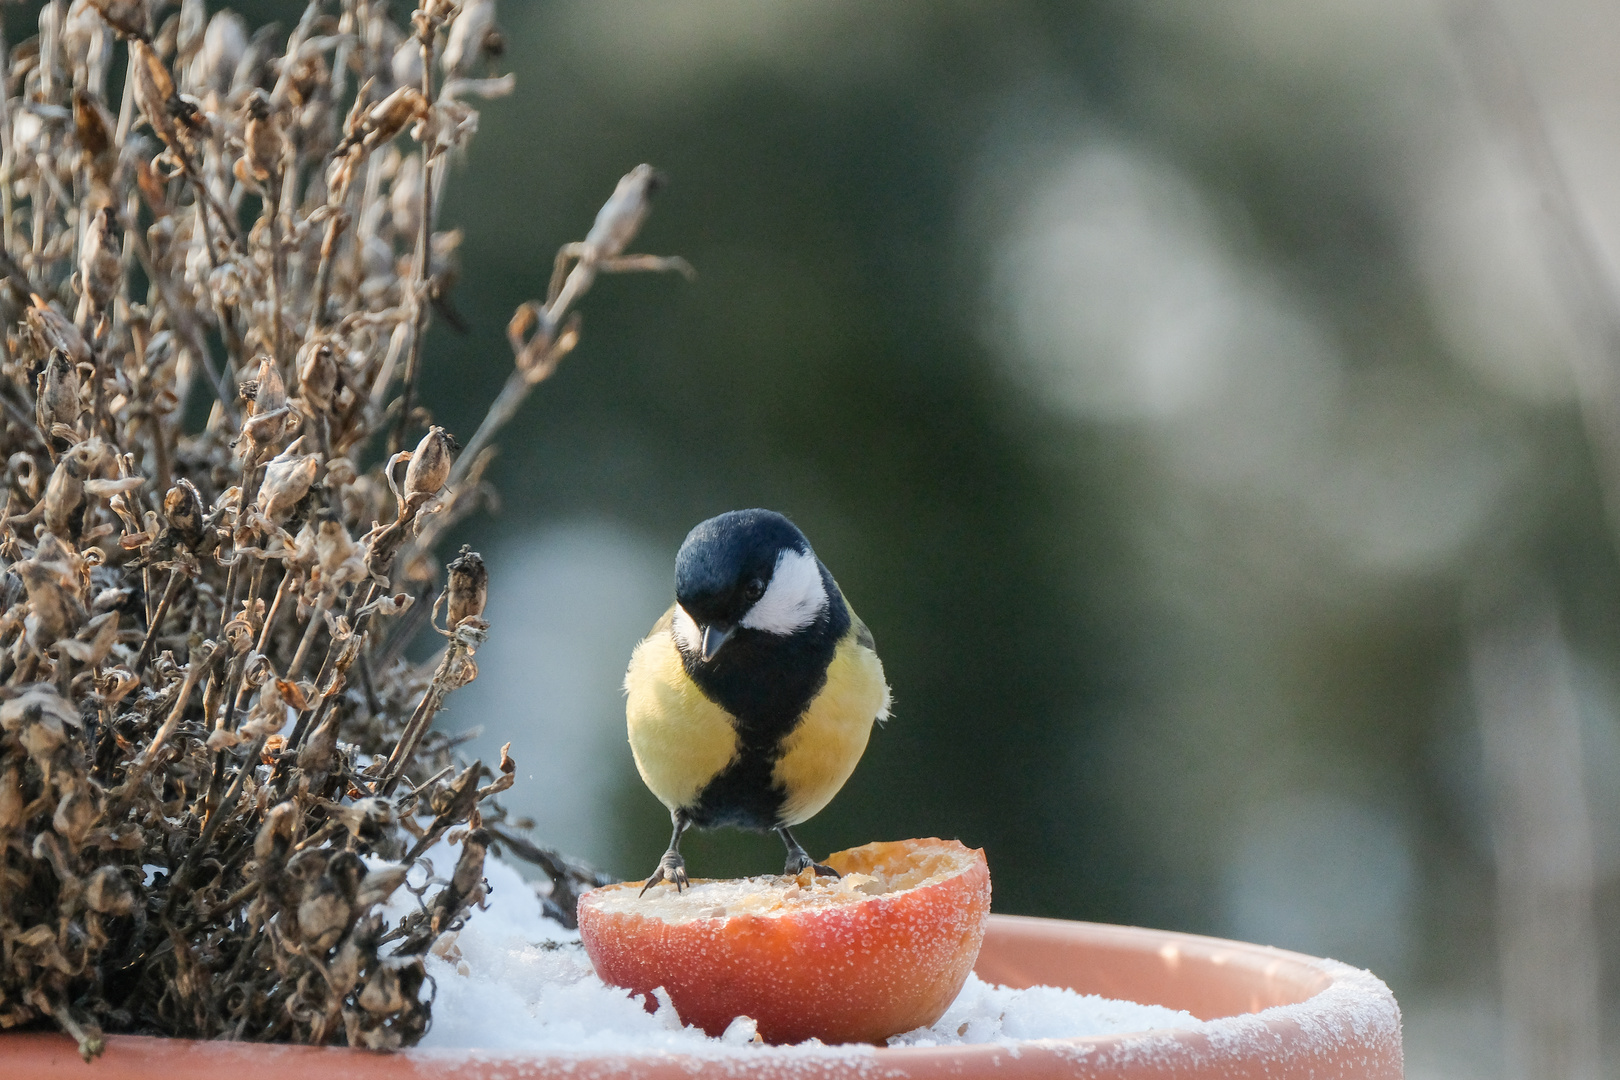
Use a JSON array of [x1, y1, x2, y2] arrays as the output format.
[[578, 838, 991, 1045]]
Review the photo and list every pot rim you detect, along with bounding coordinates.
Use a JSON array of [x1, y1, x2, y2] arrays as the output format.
[[2, 914, 1402, 1079]]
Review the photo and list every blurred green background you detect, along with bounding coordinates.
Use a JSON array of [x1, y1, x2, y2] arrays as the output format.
[[24, 0, 1617, 1074]]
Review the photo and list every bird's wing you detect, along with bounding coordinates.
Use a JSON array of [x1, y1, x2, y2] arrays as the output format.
[[839, 589, 888, 722], [831, 577, 877, 651], [854, 614, 876, 652], [772, 626, 888, 826]]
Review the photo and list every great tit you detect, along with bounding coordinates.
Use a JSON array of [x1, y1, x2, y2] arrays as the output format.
[[624, 509, 890, 892]]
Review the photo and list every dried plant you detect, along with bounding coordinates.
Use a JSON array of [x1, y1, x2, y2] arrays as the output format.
[[0, 0, 684, 1058]]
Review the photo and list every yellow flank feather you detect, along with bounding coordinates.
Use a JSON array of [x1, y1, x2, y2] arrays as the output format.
[[772, 624, 889, 826], [624, 606, 739, 812]]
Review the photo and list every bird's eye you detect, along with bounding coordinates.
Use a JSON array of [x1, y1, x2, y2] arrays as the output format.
[[744, 578, 766, 603]]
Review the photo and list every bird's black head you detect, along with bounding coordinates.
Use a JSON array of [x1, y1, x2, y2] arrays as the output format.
[[674, 509, 828, 661]]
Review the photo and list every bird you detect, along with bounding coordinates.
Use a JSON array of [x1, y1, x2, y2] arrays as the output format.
[[624, 509, 891, 893]]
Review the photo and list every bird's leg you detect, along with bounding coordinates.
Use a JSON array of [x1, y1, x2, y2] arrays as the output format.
[[778, 826, 839, 879], [640, 810, 691, 895]]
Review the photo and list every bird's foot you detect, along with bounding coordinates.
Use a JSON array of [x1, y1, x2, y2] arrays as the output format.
[[784, 852, 840, 879], [640, 850, 689, 895]]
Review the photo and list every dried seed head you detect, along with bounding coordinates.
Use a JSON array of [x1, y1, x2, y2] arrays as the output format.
[[325, 457, 358, 488], [323, 799, 393, 850], [72, 89, 114, 162], [0, 689, 80, 737], [297, 711, 339, 773], [2, 688, 82, 763], [442, 0, 496, 78], [18, 715, 68, 762], [163, 479, 206, 548], [445, 545, 487, 627], [17, 538, 82, 646], [27, 296, 93, 366], [329, 850, 367, 897], [169, 93, 211, 142], [176, 0, 207, 64], [328, 934, 365, 999], [353, 85, 430, 154], [358, 965, 405, 1015], [231, 22, 280, 96], [130, 40, 181, 151], [60, 611, 121, 666], [153, 6, 181, 55], [87, 0, 150, 40], [390, 154, 423, 238], [296, 340, 338, 410], [251, 356, 287, 415], [258, 440, 319, 523], [253, 799, 299, 861], [85, 866, 137, 916], [97, 668, 140, 708], [240, 88, 281, 183], [355, 863, 409, 908], [403, 426, 454, 500], [241, 679, 295, 740], [239, 356, 292, 459], [298, 874, 353, 952], [52, 779, 103, 848], [312, 511, 355, 573], [585, 164, 666, 257], [194, 10, 248, 96], [79, 207, 122, 314], [36, 350, 83, 434], [449, 828, 490, 896], [204, 727, 244, 752], [62, 0, 110, 82], [44, 444, 95, 536], [391, 37, 423, 92]]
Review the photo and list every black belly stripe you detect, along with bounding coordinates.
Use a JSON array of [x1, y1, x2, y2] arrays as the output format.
[[681, 565, 853, 830], [689, 747, 784, 830]]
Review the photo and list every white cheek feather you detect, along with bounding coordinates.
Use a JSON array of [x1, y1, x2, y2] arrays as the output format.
[[739, 548, 828, 635], [672, 605, 703, 654]]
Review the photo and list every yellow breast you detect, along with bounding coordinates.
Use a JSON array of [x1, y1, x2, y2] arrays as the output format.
[[771, 626, 890, 826], [624, 607, 739, 812]]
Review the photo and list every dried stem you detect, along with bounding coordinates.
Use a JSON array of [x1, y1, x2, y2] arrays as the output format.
[[389, 32, 438, 457], [133, 568, 183, 674]]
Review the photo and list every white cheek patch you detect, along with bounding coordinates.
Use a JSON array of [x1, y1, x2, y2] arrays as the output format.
[[672, 605, 703, 654], [739, 548, 828, 635]]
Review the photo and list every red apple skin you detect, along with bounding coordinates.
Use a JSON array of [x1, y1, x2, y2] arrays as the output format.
[[578, 839, 991, 1045]]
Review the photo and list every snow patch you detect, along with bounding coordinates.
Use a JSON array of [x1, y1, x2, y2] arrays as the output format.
[[889, 973, 1199, 1046]]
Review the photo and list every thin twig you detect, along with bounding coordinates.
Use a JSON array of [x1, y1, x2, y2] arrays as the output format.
[[389, 27, 438, 456], [133, 568, 182, 674]]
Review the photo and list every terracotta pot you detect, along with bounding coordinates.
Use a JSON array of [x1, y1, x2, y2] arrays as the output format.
[[5, 914, 1400, 1078]]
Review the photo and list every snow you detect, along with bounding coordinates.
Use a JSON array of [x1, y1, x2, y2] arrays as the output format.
[[385, 848, 715, 1053], [400, 849, 1201, 1054], [889, 975, 1199, 1046]]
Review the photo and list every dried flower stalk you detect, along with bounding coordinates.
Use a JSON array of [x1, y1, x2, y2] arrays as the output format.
[[0, 0, 671, 1058]]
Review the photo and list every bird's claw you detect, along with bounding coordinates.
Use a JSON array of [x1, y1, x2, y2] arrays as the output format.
[[784, 853, 840, 879], [639, 851, 689, 895]]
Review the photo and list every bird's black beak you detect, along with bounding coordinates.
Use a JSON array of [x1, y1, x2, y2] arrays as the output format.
[[700, 622, 735, 661]]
